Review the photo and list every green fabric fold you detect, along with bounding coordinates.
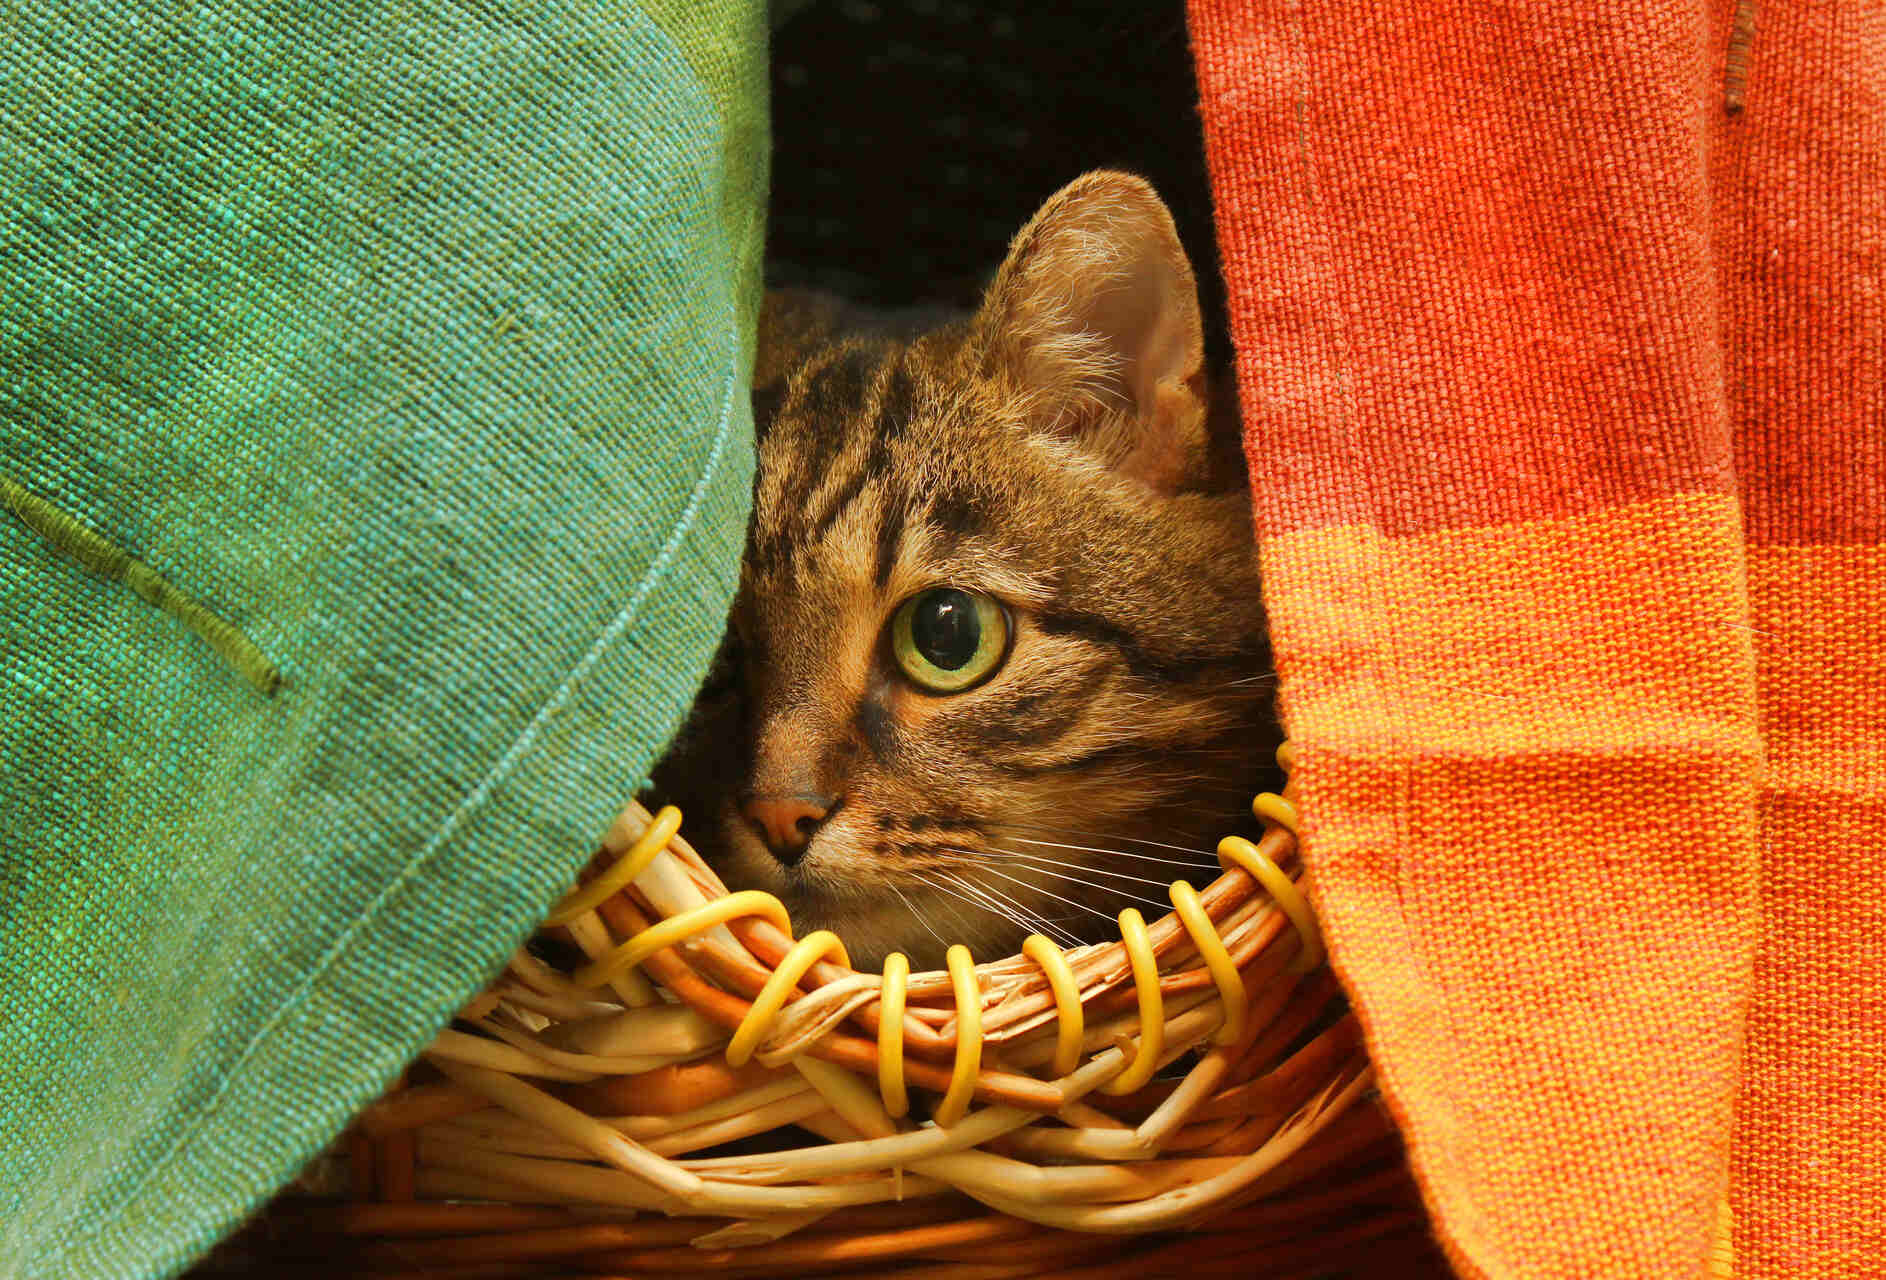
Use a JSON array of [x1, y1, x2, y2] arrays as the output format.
[[0, 3, 766, 1275]]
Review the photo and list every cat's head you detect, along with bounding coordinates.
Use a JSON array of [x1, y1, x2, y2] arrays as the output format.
[[654, 172, 1274, 967]]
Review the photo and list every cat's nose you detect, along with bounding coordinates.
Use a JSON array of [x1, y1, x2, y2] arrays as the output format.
[[742, 793, 837, 866]]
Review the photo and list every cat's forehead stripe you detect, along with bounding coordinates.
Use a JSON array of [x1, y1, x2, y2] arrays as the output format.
[[799, 342, 880, 437], [872, 492, 906, 591], [785, 338, 908, 458], [756, 339, 927, 585]]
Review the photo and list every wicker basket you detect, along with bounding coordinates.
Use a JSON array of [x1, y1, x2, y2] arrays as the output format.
[[219, 747, 1442, 1277]]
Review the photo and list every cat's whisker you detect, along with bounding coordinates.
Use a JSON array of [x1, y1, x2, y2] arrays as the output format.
[[958, 871, 1087, 947], [928, 883, 984, 946], [939, 850, 1172, 913], [975, 849, 1209, 904], [887, 881, 947, 950], [922, 869, 1082, 948], [987, 830, 1217, 866], [1085, 780, 1268, 799], [995, 821, 1224, 858], [915, 874, 987, 934], [973, 844, 1190, 889], [993, 842, 1216, 871], [934, 872, 1083, 948], [901, 867, 981, 942], [937, 860, 1123, 926]]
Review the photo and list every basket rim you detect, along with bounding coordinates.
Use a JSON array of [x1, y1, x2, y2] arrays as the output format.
[[325, 742, 1389, 1252]]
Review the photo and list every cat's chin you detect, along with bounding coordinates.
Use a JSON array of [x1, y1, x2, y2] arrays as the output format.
[[785, 880, 1041, 973], [782, 901, 1014, 975], [710, 842, 1016, 971], [718, 829, 1120, 970]]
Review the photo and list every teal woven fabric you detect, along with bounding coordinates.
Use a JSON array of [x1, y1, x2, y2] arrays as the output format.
[[0, 3, 766, 1276]]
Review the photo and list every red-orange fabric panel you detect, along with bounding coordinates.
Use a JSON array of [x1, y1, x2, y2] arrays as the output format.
[[1711, 9, 1886, 548], [1191, 0, 1885, 1275], [1190, 1, 1738, 541]]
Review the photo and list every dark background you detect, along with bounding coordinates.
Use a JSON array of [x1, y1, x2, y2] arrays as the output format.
[[766, 0, 1228, 365]]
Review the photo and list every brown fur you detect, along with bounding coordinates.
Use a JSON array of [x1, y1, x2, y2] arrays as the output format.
[[652, 172, 1275, 968]]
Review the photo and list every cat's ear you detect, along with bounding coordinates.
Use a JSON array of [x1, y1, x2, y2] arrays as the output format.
[[976, 171, 1230, 494]]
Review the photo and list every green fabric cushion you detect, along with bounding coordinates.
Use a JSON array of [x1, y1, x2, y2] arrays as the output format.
[[0, 2, 766, 1275]]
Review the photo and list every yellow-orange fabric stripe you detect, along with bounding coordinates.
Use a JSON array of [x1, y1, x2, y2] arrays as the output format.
[[1259, 495, 1759, 1276]]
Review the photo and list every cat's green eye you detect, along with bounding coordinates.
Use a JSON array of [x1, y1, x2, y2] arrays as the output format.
[[890, 587, 1009, 693]]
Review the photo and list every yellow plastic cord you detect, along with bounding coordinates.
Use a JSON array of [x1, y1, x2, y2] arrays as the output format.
[[1021, 933, 1084, 1078], [543, 806, 683, 927], [573, 741, 1311, 1121], [932, 944, 983, 1127], [572, 890, 792, 990], [1251, 791, 1299, 834], [726, 929, 851, 1067], [1168, 880, 1246, 1046], [1218, 833, 1323, 973], [1274, 739, 1298, 773], [877, 952, 911, 1118], [1101, 908, 1165, 1095]]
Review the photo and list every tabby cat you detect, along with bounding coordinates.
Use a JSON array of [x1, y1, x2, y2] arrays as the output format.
[[652, 172, 1277, 969]]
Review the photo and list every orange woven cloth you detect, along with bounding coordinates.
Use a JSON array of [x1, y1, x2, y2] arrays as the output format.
[[1188, 3, 1883, 1277]]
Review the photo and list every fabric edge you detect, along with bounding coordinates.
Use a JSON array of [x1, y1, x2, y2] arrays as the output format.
[[44, 281, 755, 1280]]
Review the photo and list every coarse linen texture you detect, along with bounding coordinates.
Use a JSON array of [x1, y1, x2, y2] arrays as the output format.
[[0, 3, 768, 1277]]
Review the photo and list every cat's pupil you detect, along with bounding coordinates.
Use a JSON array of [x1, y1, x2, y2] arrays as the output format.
[[912, 589, 980, 670]]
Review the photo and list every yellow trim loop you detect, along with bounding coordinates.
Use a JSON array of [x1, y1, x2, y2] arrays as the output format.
[[1218, 835, 1323, 973], [1101, 908, 1165, 1095], [572, 890, 792, 990], [727, 930, 851, 1067], [1021, 933, 1084, 1078], [1251, 791, 1299, 834], [932, 945, 983, 1127], [1168, 880, 1246, 1045], [877, 952, 911, 1118], [543, 806, 683, 927]]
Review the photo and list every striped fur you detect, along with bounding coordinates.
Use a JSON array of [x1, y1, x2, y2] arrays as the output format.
[[654, 173, 1275, 966]]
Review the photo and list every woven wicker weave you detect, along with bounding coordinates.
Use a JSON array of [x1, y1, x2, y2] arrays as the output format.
[[225, 749, 1440, 1277]]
